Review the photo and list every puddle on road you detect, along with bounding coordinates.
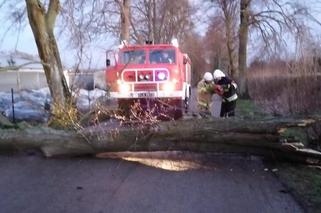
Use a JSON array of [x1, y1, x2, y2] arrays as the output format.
[[97, 151, 221, 171], [119, 157, 210, 171], [97, 151, 264, 172]]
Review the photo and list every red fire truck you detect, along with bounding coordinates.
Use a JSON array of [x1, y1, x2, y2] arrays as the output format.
[[105, 40, 192, 119]]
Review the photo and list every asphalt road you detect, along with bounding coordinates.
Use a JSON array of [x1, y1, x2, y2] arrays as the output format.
[[0, 153, 303, 213]]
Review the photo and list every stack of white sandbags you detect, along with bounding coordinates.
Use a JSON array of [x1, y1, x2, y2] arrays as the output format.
[[0, 87, 109, 123], [1, 88, 51, 123]]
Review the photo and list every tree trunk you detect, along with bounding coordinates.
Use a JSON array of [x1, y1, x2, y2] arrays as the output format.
[[1, 118, 321, 165], [25, 0, 70, 108], [220, 0, 237, 78], [46, 0, 71, 99], [152, 0, 157, 43], [120, 0, 131, 42], [238, 0, 250, 97], [226, 27, 237, 77], [147, 0, 154, 42]]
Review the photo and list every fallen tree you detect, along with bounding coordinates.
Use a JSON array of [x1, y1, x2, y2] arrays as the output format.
[[0, 117, 320, 165]]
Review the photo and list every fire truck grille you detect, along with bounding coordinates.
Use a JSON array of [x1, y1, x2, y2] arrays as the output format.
[[134, 83, 157, 91]]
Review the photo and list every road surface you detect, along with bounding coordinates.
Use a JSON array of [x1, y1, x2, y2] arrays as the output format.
[[0, 153, 302, 213]]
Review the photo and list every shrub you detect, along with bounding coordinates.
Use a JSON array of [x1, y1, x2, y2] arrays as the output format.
[[247, 64, 321, 115]]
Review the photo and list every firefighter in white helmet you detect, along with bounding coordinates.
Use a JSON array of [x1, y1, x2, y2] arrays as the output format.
[[197, 72, 222, 117], [213, 69, 238, 117]]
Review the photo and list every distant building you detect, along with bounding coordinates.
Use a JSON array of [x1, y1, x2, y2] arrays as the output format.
[[65, 69, 106, 91], [0, 51, 106, 92], [0, 51, 46, 91]]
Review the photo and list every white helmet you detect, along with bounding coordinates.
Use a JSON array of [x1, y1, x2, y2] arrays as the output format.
[[203, 72, 213, 82], [213, 69, 225, 79]]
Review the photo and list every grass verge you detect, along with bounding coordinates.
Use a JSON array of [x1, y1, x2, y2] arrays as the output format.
[[235, 99, 272, 119], [271, 163, 321, 213]]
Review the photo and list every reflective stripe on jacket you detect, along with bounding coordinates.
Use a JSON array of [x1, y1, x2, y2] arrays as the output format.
[[224, 93, 238, 102], [198, 100, 208, 108]]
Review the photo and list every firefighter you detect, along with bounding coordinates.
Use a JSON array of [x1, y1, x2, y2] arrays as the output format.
[[213, 69, 238, 117], [160, 51, 173, 63], [197, 72, 215, 117]]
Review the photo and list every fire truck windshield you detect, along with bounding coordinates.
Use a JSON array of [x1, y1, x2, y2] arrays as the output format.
[[150, 49, 175, 64], [120, 50, 146, 64], [119, 49, 176, 65]]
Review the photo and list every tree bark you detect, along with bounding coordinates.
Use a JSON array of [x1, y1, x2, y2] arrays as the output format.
[[25, 0, 70, 108], [46, 0, 71, 98], [0, 118, 321, 165], [146, 0, 154, 42], [120, 0, 131, 42], [216, 0, 239, 79], [238, 0, 250, 97], [152, 0, 157, 43], [221, 0, 237, 77]]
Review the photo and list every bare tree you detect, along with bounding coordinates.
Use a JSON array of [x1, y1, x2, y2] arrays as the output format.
[[25, 0, 71, 109], [211, 0, 239, 77], [238, 0, 251, 96], [130, 0, 194, 44], [0, 0, 78, 124], [204, 17, 229, 73], [222, 0, 238, 78], [182, 33, 211, 86], [208, 0, 319, 96], [115, 0, 131, 42], [59, 0, 196, 65]]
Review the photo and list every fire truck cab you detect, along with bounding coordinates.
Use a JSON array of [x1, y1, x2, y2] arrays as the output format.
[[105, 40, 192, 119]]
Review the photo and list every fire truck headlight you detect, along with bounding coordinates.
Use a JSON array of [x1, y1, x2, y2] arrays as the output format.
[[119, 83, 130, 93], [162, 82, 174, 92], [145, 74, 150, 80], [139, 74, 144, 80], [157, 72, 167, 81]]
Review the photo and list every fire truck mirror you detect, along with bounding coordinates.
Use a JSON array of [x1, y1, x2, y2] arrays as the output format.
[[106, 59, 111, 67], [183, 57, 188, 65]]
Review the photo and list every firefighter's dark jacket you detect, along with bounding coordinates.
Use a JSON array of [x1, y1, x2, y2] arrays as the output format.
[[216, 77, 238, 102]]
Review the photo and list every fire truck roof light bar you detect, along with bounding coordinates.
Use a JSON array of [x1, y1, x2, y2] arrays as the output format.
[[171, 38, 179, 47]]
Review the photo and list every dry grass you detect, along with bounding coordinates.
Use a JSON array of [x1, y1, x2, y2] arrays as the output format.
[[49, 100, 80, 130], [247, 63, 321, 115]]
